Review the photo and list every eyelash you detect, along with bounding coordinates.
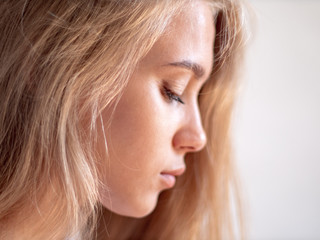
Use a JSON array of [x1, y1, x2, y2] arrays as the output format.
[[163, 86, 185, 104]]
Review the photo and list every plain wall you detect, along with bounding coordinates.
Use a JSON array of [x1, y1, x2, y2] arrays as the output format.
[[233, 1, 320, 239]]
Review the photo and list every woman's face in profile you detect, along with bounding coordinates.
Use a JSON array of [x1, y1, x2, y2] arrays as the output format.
[[98, 1, 215, 218]]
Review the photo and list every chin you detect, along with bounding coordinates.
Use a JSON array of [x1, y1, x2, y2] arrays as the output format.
[[101, 195, 158, 219]]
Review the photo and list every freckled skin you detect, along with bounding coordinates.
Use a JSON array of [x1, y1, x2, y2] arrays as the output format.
[[97, 1, 215, 218]]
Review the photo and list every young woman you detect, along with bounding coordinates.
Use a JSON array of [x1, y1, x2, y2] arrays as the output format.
[[0, 0, 247, 239]]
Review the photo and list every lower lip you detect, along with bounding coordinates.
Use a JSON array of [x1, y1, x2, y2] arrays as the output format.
[[160, 174, 176, 188]]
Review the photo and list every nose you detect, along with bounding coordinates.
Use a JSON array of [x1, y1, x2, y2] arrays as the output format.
[[172, 104, 207, 153]]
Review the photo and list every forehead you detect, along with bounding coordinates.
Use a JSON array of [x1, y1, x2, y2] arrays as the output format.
[[141, 1, 215, 79]]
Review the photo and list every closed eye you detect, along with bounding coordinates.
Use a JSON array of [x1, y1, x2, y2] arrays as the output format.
[[163, 86, 185, 104]]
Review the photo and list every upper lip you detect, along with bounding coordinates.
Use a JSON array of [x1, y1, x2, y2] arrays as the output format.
[[161, 167, 186, 176]]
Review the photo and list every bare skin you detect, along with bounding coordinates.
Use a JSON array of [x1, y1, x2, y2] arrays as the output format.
[[98, 0, 215, 218]]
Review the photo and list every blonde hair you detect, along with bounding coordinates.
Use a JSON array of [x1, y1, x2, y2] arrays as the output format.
[[0, 0, 247, 239]]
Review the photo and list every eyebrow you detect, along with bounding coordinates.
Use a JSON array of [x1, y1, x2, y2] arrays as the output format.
[[163, 60, 206, 80]]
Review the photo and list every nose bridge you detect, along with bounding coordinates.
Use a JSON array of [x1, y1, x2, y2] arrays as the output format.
[[189, 101, 207, 146], [179, 100, 207, 152]]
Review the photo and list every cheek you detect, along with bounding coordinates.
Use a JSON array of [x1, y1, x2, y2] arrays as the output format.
[[96, 82, 181, 217], [107, 82, 175, 160], [96, 78, 180, 195]]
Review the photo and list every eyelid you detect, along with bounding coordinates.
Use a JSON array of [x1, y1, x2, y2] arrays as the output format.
[[163, 77, 188, 94], [163, 86, 185, 104]]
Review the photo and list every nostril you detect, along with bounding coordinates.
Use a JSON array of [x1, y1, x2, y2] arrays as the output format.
[[181, 146, 196, 151], [172, 126, 207, 153]]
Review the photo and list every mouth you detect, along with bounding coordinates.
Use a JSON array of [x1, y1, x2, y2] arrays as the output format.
[[160, 167, 186, 188]]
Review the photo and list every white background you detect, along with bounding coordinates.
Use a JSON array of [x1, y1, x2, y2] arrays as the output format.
[[233, 0, 320, 239]]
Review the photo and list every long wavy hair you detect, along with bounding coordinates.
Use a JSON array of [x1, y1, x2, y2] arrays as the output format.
[[0, 0, 248, 239]]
